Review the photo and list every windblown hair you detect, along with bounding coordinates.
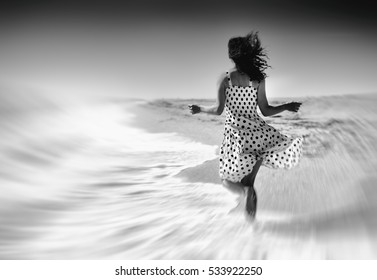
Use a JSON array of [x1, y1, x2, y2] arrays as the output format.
[[228, 31, 270, 82]]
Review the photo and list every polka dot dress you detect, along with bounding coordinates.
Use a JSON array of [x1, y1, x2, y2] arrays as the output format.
[[219, 71, 303, 183]]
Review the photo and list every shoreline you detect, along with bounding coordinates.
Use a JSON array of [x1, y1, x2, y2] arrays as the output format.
[[128, 99, 224, 147], [128, 100, 224, 185]]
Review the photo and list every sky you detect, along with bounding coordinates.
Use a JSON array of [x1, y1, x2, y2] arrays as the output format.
[[0, 0, 376, 100]]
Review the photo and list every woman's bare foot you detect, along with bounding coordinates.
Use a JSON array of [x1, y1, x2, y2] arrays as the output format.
[[222, 180, 246, 196], [246, 186, 257, 218], [228, 195, 246, 214]]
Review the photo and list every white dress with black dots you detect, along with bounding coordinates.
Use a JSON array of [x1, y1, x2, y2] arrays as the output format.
[[219, 71, 303, 183]]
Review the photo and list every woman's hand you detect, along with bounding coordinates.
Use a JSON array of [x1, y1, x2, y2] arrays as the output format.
[[188, 104, 201, 114], [285, 102, 302, 112]]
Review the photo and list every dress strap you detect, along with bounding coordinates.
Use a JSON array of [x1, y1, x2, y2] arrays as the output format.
[[226, 71, 232, 87], [249, 79, 253, 87]]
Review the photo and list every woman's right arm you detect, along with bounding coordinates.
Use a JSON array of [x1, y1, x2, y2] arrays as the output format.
[[189, 75, 227, 116], [257, 79, 301, 116]]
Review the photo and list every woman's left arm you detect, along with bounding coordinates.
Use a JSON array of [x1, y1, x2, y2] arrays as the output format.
[[257, 79, 301, 116], [189, 76, 226, 116]]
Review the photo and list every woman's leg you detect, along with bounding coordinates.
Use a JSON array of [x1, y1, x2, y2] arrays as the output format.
[[241, 159, 263, 187], [241, 159, 263, 217]]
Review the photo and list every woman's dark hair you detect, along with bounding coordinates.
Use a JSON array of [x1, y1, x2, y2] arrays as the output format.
[[228, 31, 270, 82]]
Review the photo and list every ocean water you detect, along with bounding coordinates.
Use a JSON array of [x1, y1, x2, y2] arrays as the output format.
[[1, 90, 377, 259]]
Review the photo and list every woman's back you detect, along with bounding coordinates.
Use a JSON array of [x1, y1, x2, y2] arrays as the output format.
[[225, 70, 260, 125], [228, 71, 259, 88]]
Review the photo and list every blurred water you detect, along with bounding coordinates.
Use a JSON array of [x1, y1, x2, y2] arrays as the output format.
[[1, 90, 377, 259]]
